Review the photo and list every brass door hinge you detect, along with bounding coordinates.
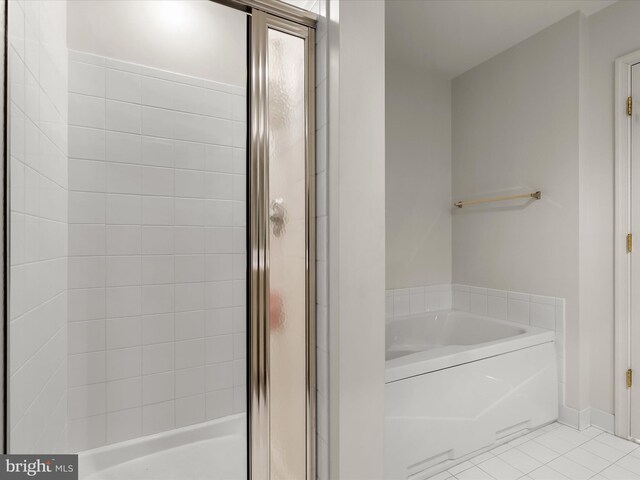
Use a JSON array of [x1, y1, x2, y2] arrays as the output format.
[[629, 96, 633, 116], [628, 233, 633, 253], [628, 369, 633, 388]]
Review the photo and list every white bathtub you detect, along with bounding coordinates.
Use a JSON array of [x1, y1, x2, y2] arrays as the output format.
[[79, 414, 246, 479], [384, 311, 557, 480]]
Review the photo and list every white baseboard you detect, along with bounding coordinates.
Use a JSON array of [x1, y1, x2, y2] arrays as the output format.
[[558, 405, 580, 429], [589, 408, 615, 433], [558, 406, 614, 433]]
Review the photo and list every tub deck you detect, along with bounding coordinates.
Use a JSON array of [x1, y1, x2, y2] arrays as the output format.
[[386, 311, 555, 383]]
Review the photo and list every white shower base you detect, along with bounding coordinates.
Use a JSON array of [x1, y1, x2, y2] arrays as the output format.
[[80, 414, 246, 480]]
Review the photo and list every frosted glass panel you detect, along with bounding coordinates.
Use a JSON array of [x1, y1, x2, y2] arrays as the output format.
[[267, 28, 307, 480]]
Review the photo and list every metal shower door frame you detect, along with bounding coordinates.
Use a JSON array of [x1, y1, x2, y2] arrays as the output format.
[[248, 7, 316, 480]]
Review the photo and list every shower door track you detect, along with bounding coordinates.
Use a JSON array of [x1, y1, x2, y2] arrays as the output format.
[[217, 0, 318, 28]]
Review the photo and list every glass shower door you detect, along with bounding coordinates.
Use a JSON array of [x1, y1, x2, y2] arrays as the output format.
[[250, 11, 316, 480], [6, 1, 248, 478], [267, 26, 310, 480]]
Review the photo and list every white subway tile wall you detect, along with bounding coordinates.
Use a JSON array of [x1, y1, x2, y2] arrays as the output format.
[[8, 0, 69, 453], [385, 284, 453, 319], [386, 284, 566, 417], [67, 50, 246, 451]]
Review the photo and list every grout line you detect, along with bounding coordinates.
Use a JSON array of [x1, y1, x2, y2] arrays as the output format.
[[69, 50, 246, 97], [70, 90, 242, 123], [459, 423, 640, 480]]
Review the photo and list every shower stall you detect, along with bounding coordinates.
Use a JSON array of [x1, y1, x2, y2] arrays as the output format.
[[4, 0, 316, 478]]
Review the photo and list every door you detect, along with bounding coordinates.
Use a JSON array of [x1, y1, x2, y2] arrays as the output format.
[[631, 62, 640, 439], [249, 10, 316, 480]]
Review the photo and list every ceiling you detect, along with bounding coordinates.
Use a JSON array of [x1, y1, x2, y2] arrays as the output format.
[[386, 0, 617, 79]]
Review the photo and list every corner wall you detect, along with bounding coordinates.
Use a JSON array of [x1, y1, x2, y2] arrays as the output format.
[[450, 3, 640, 422], [451, 13, 583, 410], [385, 58, 452, 290], [328, 0, 386, 478]]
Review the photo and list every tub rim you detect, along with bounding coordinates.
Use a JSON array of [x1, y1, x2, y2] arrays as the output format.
[[385, 310, 555, 384]]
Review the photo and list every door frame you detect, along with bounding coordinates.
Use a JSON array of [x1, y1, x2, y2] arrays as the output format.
[[614, 48, 640, 439], [248, 11, 316, 479], [215, 1, 317, 477], [223, 1, 317, 479]]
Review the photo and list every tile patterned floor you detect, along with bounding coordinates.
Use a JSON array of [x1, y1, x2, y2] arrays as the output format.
[[433, 423, 640, 480]]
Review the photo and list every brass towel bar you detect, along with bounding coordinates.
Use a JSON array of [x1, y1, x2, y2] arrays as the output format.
[[454, 191, 542, 209]]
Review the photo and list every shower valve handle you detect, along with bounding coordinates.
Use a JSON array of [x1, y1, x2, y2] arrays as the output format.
[[270, 198, 286, 236]]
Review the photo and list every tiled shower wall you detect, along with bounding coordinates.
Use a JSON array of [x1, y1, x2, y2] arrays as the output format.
[[66, 50, 246, 451], [8, 0, 69, 453], [385, 284, 453, 318]]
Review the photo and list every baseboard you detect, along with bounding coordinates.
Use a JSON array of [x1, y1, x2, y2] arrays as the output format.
[[589, 408, 615, 433], [558, 406, 614, 433], [558, 405, 580, 429]]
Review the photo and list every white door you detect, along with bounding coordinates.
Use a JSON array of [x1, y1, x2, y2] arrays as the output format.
[[630, 62, 640, 439]]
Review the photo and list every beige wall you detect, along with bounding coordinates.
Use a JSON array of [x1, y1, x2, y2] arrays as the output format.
[[67, 0, 246, 86], [452, 13, 583, 408], [385, 58, 452, 289]]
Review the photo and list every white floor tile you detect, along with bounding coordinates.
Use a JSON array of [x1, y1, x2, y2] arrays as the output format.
[[477, 457, 522, 480], [551, 426, 595, 445], [564, 447, 611, 473], [498, 448, 542, 474], [462, 423, 640, 480], [542, 423, 562, 433], [600, 464, 640, 480], [535, 432, 578, 455], [470, 452, 495, 465], [429, 471, 453, 480], [455, 466, 495, 480], [517, 441, 561, 464], [580, 426, 605, 439], [615, 455, 640, 476], [525, 429, 548, 440], [448, 461, 475, 476], [491, 443, 515, 456], [528, 465, 569, 480], [508, 436, 530, 448], [546, 456, 596, 480], [596, 433, 640, 454], [581, 438, 628, 463]]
